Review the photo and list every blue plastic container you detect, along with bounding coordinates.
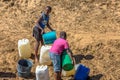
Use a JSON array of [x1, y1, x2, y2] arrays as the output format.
[[17, 59, 33, 78], [42, 31, 57, 44], [74, 64, 90, 80]]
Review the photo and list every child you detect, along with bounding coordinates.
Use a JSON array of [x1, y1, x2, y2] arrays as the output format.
[[49, 31, 74, 80], [33, 6, 54, 62]]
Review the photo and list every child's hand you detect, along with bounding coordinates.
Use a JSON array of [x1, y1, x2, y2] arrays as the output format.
[[52, 29, 55, 31], [72, 57, 75, 65], [52, 30, 56, 31], [72, 60, 74, 65], [41, 31, 45, 34]]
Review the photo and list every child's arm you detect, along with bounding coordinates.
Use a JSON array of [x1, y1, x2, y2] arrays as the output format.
[[66, 48, 74, 65], [47, 20, 54, 31]]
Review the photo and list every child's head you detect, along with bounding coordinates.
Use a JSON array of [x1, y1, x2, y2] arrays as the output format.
[[60, 31, 67, 39], [45, 6, 52, 15]]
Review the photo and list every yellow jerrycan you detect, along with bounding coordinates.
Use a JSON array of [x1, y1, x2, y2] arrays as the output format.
[[62, 67, 75, 76], [18, 39, 32, 58]]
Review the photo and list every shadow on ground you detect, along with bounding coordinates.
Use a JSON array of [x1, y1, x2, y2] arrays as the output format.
[[17, 72, 35, 79], [65, 74, 103, 80], [73, 54, 94, 64], [0, 72, 16, 78], [88, 74, 103, 80]]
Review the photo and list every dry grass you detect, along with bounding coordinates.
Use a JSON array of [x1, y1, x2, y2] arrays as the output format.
[[0, 0, 120, 80]]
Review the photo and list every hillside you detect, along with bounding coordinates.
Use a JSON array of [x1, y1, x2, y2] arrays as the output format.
[[0, 0, 120, 80]]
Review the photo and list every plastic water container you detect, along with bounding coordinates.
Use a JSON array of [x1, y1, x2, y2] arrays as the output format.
[[74, 64, 90, 80], [62, 64, 84, 77], [18, 39, 32, 58], [62, 67, 75, 76], [39, 45, 52, 65], [62, 51, 74, 71], [17, 59, 33, 78], [36, 65, 49, 80], [42, 31, 56, 44]]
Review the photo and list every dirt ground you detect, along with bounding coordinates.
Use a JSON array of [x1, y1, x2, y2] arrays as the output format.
[[0, 0, 120, 80]]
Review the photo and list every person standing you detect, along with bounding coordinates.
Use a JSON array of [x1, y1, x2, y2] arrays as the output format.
[[33, 6, 54, 62]]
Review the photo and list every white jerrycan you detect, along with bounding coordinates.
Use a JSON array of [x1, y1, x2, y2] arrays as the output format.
[[18, 39, 32, 58], [36, 65, 49, 80], [39, 45, 51, 65]]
